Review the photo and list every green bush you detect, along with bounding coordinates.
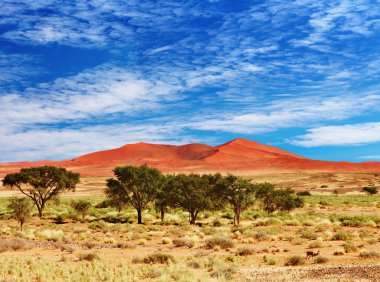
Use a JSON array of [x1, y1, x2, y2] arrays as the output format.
[[256, 185, 304, 213], [362, 187, 378, 195], [71, 200, 92, 220], [297, 191, 311, 196], [301, 229, 318, 240], [89, 220, 106, 230], [332, 232, 353, 241], [7, 197, 33, 231]]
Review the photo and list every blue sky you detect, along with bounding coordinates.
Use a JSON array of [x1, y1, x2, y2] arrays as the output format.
[[1, 0, 380, 162]]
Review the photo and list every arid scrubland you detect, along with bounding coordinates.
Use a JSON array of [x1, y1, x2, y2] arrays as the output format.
[[0, 185, 379, 281]]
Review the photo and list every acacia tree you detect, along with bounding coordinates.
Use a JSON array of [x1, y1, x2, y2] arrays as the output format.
[[216, 175, 256, 226], [106, 164, 163, 224], [255, 183, 304, 213], [2, 166, 80, 217], [7, 197, 33, 230], [154, 175, 176, 222], [170, 174, 214, 225]]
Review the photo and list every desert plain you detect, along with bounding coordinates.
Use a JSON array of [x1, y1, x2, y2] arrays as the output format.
[[0, 169, 380, 282]]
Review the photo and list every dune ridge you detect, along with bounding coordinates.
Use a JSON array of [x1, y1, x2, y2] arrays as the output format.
[[1, 138, 380, 177]]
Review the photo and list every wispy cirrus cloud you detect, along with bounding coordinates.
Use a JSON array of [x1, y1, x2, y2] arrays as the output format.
[[0, 65, 181, 128], [0, 52, 42, 89], [1, 0, 380, 162], [188, 94, 380, 134]]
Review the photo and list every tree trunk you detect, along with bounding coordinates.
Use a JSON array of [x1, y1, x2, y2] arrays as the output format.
[[233, 207, 240, 226], [37, 206, 43, 218], [160, 209, 165, 222], [36, 201, 46, 218], [137, 209, 142, 224], [189, 211, 198, 225]]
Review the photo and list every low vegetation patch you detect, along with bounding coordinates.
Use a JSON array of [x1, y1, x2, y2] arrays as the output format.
[[0, 238, 31, 252], [133, 253, 175, 264], [359, 251, 380, 259], [78, 252, 99, 262], [173, 238, 194, 248], [285, 256, 305, 266], [343, 241, 357, 253], [314, 256, 329, 264], [333, 248, 345, 256], [236, 247, 255, 256], [206, 237, 235, 249]]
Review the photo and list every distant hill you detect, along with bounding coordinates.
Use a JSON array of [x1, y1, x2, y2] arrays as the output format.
[[1, 138, 380, 177]]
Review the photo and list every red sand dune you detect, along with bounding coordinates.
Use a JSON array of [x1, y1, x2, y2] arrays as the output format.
[[1, 138, 380, 177]]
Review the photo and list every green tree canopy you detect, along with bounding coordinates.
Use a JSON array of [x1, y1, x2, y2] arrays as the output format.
[[154, 174, 177, 222], [106, 164, 164, 224], [169, 174, 215, 224], [2, 166, 80, 217], [71, 200, 92, 220], [215, 174, 256, 226], [7, 197, 33, 230], [255, 183, 304, 213]]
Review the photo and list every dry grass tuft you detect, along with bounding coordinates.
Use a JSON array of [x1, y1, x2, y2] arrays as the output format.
[[206, 237, 235, 249]]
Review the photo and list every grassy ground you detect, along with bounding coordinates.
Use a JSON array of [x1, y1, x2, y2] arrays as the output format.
[[0, 193, 379, 281], [0, 173, 380, 281]]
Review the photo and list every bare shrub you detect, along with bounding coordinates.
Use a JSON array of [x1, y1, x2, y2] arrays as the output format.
[[236, 247, 255, 256], [333, 248, 345, 256], [263, 255, 277, 265], [133, 253, 175, 264], [359, 251, 380, 258], [206, 237, 235, 249], [115, 242, 136, 249], [210, 266, 237, 280], [173, 238, 194, 248], [285, 256, 305, 266], [343, 241, 357, 253], [0, 238, 31, 252], [78, 252, 99, 261], [314, 256, 329, 264]]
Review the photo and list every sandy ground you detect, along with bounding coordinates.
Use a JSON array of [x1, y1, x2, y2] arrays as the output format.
[[1, 172, 379, 198]]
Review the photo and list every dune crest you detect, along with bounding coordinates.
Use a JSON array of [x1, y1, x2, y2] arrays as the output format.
[[1, 138, 380, 176]]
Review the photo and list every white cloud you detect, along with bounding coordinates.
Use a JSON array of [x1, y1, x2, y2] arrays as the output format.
[[359, 155, 380, 160], [147, 45, 174, 55], [290, 122, 380, 147], [0, 65, 180, 127], [291, 0, 380, 48], [0, 52, 41, 87], [188, 95, 380, 134], [241, 64, 264, 72], [1, 0, 380, 162], [0, 123, 198, 162]]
